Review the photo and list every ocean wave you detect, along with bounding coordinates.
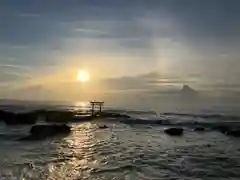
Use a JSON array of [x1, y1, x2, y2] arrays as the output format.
[[119, 114, 240, 131], [162, 112, 240, 121]]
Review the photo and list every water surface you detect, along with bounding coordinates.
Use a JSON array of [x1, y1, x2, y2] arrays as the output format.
[[0, 119, 240, 180]]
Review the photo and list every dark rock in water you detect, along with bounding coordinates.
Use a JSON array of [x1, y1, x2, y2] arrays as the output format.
[[164, 128, 183, 136], [0, 110, 15, 121], [30, 124, 70, 134], [44, 111, 74, 122], [213, 125, 230, 134], [213, 125, 240, 137], [194, 127, 205, 131], [99, 125, 108, 129], [0, 110, 37, 125], [224, 129, 240, 137], [33, 110, 94, 123], [19, 124, 71, 141], [206, 144, 212, 148], [100, 112, 131, 118]]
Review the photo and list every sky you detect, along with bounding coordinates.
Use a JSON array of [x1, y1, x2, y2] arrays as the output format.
[[0, 0, 240, 102]]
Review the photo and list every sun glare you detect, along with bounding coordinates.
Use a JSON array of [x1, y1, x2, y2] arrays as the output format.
[[77, 70, 90, 83]]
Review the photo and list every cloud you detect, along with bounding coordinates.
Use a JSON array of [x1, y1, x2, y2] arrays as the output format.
[[5, 70, 240, 102], [18, 13, 41, 18], [10, 45, 29, 49], [147, 79, 195, 85], [3, 71, 32, 79], [0, 72, 31, 82], [102, 72, 191, 92], [74, 28, 108, 35], [0, 43, 29, 50], [205, 83, 240, 90], [0, 64, 34, 83], [6, 71, 187, 101], [0, 63, 33, 71]]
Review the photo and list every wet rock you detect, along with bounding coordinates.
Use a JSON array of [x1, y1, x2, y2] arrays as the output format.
[[213, 125, 240, 137], [44, 111, 74, 122], [206, 144, 212, 148], [99, 125, 108, 129], [225, 129, 240, 137], [19, 124, 71, 141], [33, 110, 94, 123], [194, 127, 205, 131], [164, 128, 183, 136], [120, 119, 169, 125], [0, 110, 37, 125], [0, 110, 15, 121], [100, 112, 131, 118], [213, 125, 230, 134]]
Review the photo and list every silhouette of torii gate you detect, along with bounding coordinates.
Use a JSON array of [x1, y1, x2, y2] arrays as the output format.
[[89, 101, 104, 116]]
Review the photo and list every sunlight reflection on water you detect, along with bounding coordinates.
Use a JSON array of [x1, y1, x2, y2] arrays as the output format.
[[72, 101, 90, 113], [47, 123, 99, 179]]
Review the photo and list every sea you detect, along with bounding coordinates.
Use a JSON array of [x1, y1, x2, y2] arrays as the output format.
[[0, 98, 240, 180]]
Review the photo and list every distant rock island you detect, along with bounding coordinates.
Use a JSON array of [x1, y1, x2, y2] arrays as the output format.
[[180, 85, 197, 97]]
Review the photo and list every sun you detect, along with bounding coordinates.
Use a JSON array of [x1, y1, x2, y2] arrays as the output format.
[[77, 70, 90, 83]]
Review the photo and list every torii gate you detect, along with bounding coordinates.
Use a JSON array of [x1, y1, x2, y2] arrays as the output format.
[[89, 101, 104, 116]]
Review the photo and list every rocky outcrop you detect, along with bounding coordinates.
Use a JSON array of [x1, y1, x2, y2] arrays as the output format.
[[44, 111, 74, 122], [19, 124, 71, 141], [0, 109, 131, 125], [212, 125, 240, 137], [99, 125, 108, 129], [180, 85, 197, 97], [194, 127, 205, 131], [212, 125, 230, 134], [225, 129, 240, 137], [0, 110, 37, 125], [29, 110, 74, 122], [99, 112, 131, 118], [164, 127, 183, 136], [0, 110, 14, 121]]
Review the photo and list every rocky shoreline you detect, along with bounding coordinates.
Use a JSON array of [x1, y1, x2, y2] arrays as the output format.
[[0, 109, 131, 125], [0, 109, 240, 141]]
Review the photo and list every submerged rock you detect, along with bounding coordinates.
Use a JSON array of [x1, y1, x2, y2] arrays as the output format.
[[19, 124, 71, 141], [99, 112, 131, 118], [224, 129, 240, 137], [194, 127, 205, 131], [0, 110, 15, 121], [0, 110, 37, 125], [164, 128, 183, 136], [212, 125, 240, 137], [44, 111, 74, 122], [213, 125, 230, 134], [99, 125, 108, 129]]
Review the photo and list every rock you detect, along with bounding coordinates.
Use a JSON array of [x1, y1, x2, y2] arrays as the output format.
[[212, 125, 240, 137], [99, 125, 108, 129], [44, 111, 74, 122], [225, 129, 240, 137], [100, 112, 131, 118], [213, 125, 230, 134], [164, 128, 183, 136], [1, 111, 37, 125], [180, 85, 197, 97], [206, 144, 211, 148], [0, 110, 15, 121], [30, 124, 70, 134], [33, 110, 94, 123], [19, 124, 71, 141], [194, 127, 205, 131]]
